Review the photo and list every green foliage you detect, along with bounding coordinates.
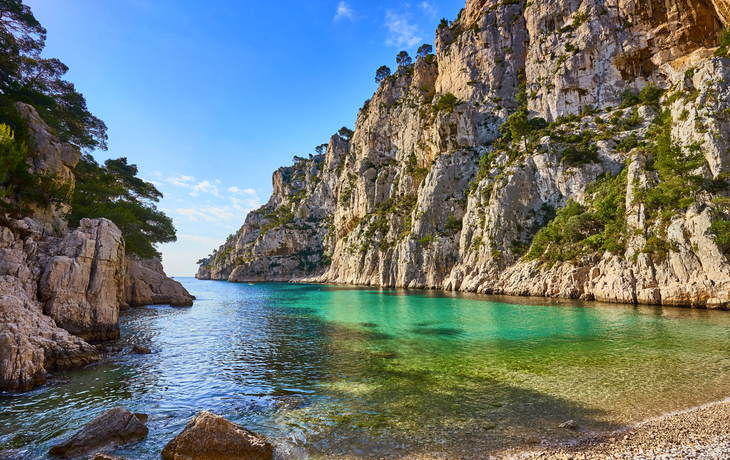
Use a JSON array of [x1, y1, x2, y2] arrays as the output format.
[[641, 236, 672, 261], [339, 173, 356, 206], [714, 28, 730, 57], [710, 218, 730, 244], [418, 234, 434, 245], [259, 205, 295, 235], [338, 126, 354, 141], [375, 65, 391, 83], [0, 122, 70, 218], [412, 167, 429, 184], [444, 215, 463, 233], [431, 93, 460, 114], [639, 83, 664, 105], [502, 107, 531, 146], [526, 170, 628, 266], [396, 50, 412, 69], [0, 2, 107, 150], [417, 44, 433, 58], [642, 112, 705, 223], [69, 156, 175, 258], [561, 131, 599, 166], [618, 89, 640, 109]]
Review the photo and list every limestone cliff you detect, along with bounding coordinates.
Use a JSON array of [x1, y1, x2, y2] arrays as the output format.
[[199, 0, 730, 309], [0, 104, 195, 392]]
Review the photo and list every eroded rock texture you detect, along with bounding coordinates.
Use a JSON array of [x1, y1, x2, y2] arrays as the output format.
[[198, 0, 730, 309], [0, 104, 193, 392]]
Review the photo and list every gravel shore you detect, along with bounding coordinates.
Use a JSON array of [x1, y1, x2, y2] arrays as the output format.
[[502, 399, 730, 460]]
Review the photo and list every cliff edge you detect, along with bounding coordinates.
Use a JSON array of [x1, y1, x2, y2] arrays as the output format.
[[199, 0, 730, 309]]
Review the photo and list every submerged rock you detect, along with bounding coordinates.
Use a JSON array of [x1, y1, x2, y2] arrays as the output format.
[[91, 454, 129, 460], [48, 407, 148, 458], [131, 345, 151, 355], [560, 420, 578, 430], [161, 411, 273, 460]]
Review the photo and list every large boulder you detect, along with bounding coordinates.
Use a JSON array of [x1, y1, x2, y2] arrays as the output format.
[[0, 276, 99, 392], [48, 407, 148, 458], [124, 257, 194, 307], [40, 218, 126, 341], [161, 411, 273, 460]]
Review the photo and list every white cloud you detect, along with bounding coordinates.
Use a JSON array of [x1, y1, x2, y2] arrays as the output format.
[[385, 10, 422, 47], [166, 176, 195, 188], [228, 186, 257, 196], [189, 180, 219, 197], [334, 1, 354, 21], [419, 1, 437, 16]]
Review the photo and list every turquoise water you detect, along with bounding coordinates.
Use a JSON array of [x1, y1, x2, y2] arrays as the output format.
[[3, 280, 730, 459]]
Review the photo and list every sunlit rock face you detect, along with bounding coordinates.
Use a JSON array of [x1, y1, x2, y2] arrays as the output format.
[[199, 0, 730, 309]]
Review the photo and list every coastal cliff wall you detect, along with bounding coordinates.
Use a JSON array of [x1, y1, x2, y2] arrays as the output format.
[[198, 0, 730, 309], [0, 104, 195, 392]]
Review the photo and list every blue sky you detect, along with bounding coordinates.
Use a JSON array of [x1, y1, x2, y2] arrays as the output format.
[[25, 0, 465, 276]]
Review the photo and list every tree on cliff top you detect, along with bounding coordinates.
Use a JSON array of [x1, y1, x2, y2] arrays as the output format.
[[417, 44, 433, 58], [69, 156, 177, 259], [396, 51, 412, 70], [375, 65, 391, 83], [0, 0, 107, 151]]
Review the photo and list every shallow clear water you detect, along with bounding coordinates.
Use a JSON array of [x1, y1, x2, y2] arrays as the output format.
[[3, 280, 730, 459]]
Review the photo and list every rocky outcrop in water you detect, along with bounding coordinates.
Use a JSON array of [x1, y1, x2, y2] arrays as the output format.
[[0, 275, 99, 392], [49, 407, 148, 458], [125, 257, 194, 307], [0, 104, 194, 392], [198, 0, 730, 309], [40, 218, 126, 341], [161, 411, 273, 460]]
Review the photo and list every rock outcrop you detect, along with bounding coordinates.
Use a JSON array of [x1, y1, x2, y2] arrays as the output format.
[[125, 257, 194, 307], [161, 411, 273, 460], [0, 103, 194, 392], [40, 218, 126, 341], [198, 0, 730, 309], [48, 407, 148, 458], [0, 275, 99, 392]]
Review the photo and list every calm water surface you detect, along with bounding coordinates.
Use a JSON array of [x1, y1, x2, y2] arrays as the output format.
[[3, 279, 730, 458]]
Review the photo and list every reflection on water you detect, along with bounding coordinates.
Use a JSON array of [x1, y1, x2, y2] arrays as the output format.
[[3, 280, 730, 459]]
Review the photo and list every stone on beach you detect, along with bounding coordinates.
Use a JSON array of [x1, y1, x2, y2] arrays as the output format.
[[161, 411, 273, 460], [48, 407, 148, 458]]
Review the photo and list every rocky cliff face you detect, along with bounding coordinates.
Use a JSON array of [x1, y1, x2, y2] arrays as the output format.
[[0, 104, 195, 392], [199, 0, 730, 309]]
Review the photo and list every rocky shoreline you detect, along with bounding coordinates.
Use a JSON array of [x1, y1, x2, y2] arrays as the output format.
[[505, 399, 730, 460]]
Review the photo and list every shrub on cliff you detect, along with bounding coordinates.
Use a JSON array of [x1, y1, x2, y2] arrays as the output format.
[[0, 123, 70, 218]]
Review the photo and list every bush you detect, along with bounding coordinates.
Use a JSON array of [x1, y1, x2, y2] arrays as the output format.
[[432, 93, 460, 114], [639, 83, 664, 105], [444, 215, 463, 232], [526, 170, 627, 265], [618, 89, 640, 109], [715, 28, 730, 57]]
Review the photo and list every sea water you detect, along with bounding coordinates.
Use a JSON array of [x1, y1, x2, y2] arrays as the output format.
[[3, 280, 730, 458]]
